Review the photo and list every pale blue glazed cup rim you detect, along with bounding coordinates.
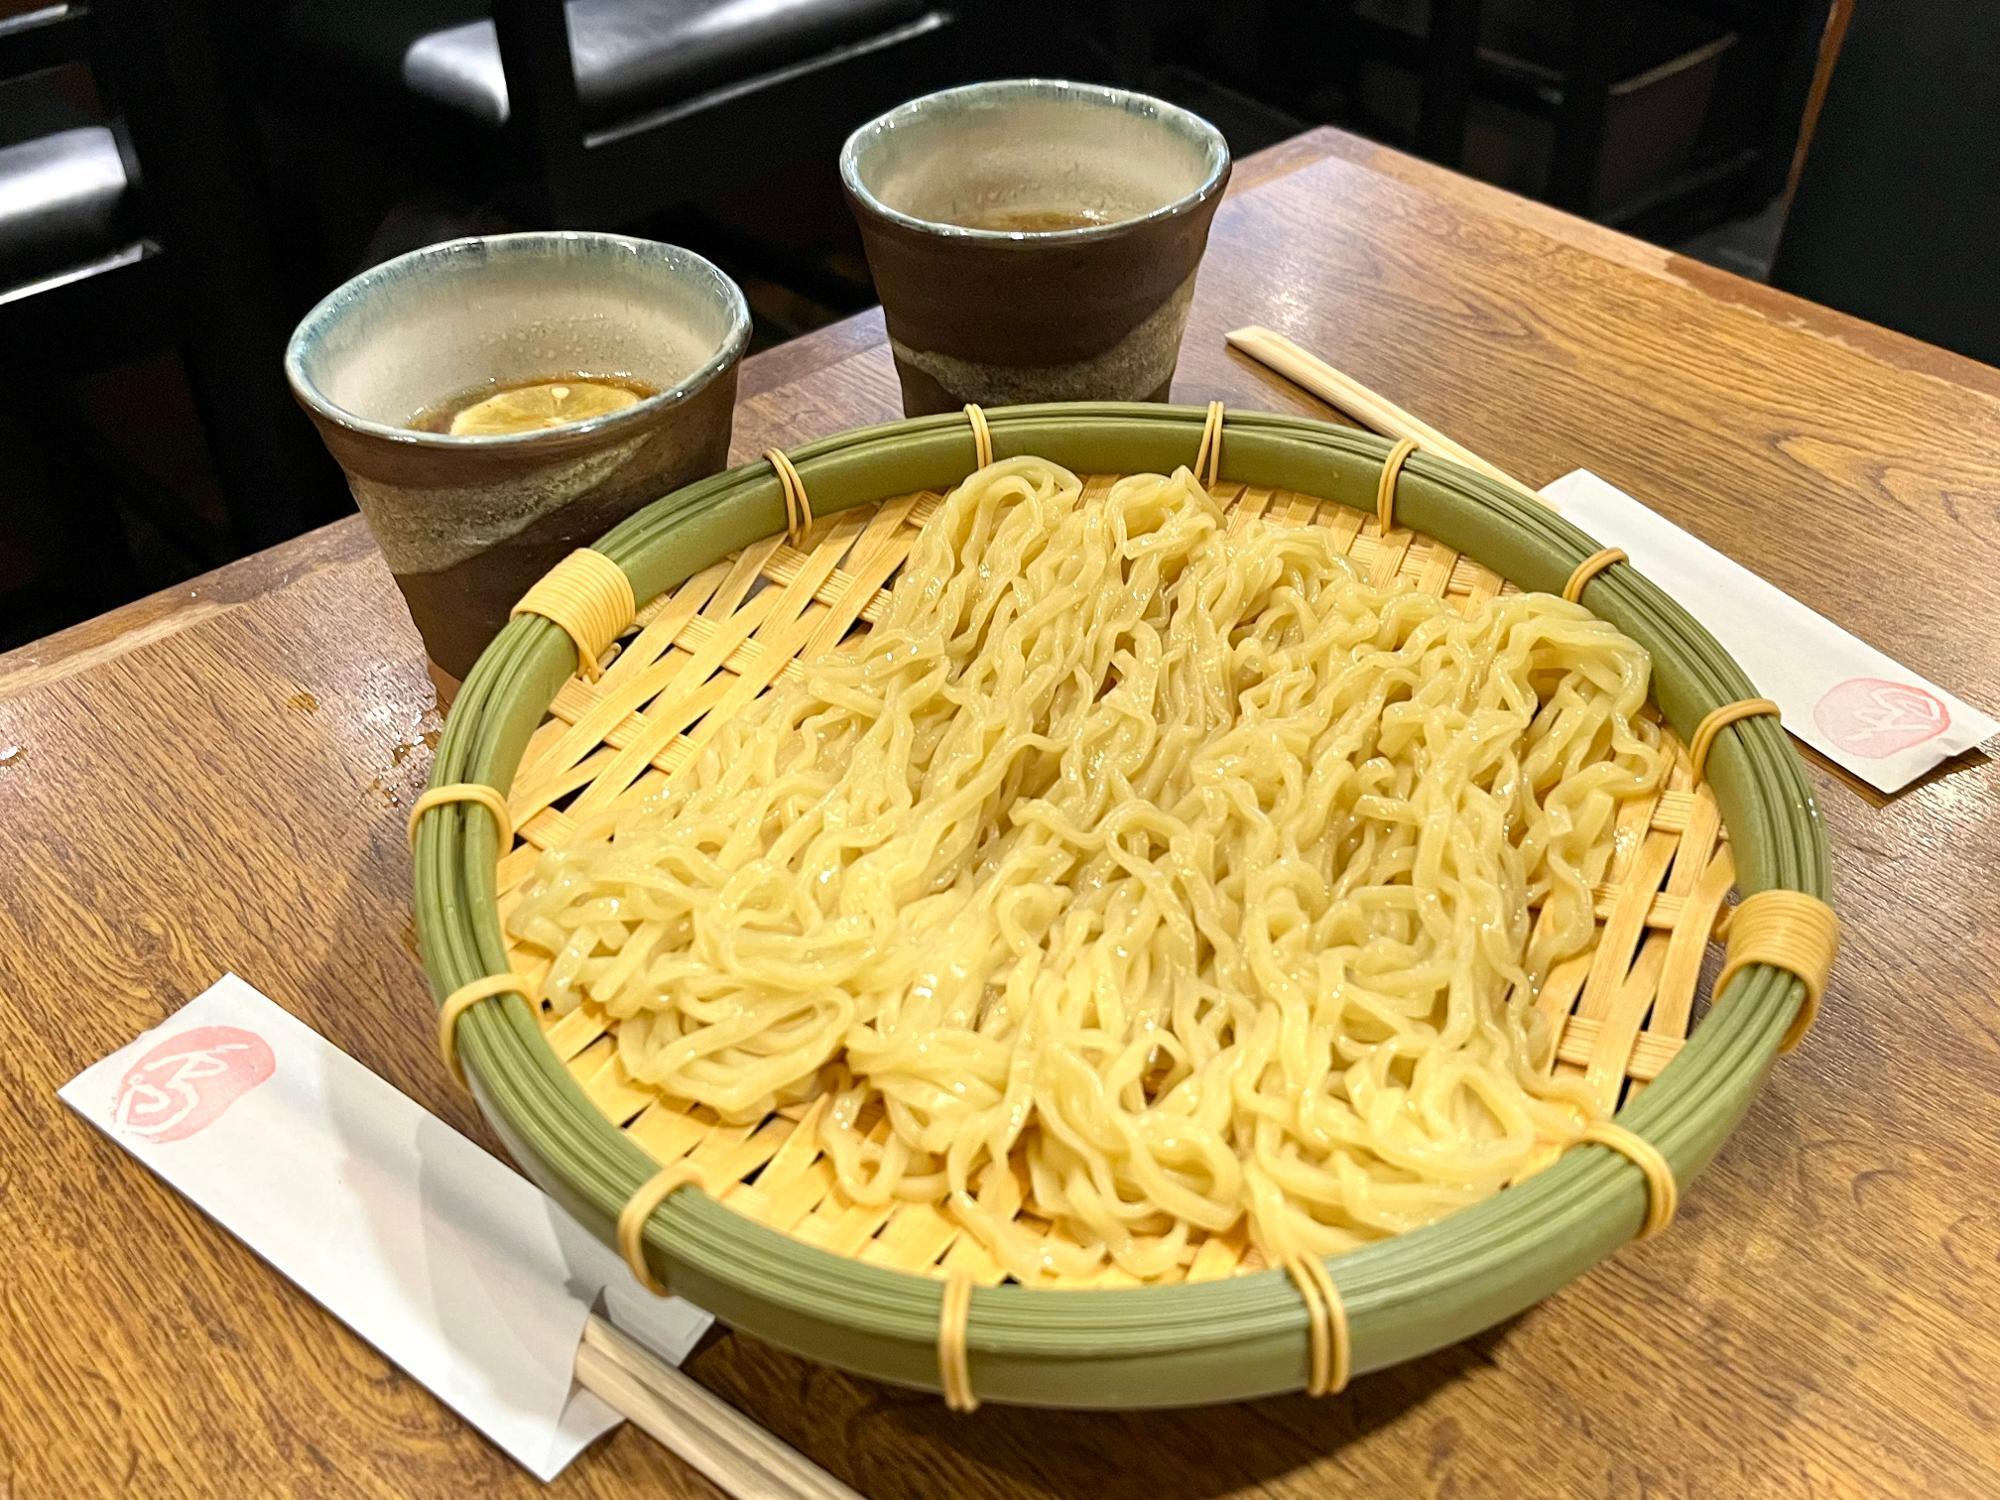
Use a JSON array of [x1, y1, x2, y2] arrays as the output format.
[[284, 231, 751, 452], [840, 79, 1231, 245]]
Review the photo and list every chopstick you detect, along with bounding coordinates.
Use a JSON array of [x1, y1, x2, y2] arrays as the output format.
[[1223, 325, 1538, 500], [575, 1314, 866, 1500]]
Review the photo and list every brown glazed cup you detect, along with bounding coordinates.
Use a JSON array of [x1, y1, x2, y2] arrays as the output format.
[[285, 232, 749, 678], [840, 80, 1230, 415]]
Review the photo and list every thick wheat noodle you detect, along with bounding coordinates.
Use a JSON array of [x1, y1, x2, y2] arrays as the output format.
[[509, 458, 1667, 1281]]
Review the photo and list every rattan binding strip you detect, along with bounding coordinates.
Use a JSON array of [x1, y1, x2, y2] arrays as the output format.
[[1563, 547, 1628, 603], [1716, 888, 1838, 1053], [767, 446, 813, 547], [437, 972, 530, 1089], [1194, 400, 1226, 489], [1688, 697, 1782, 781], [618, 1161, 710, 1296], [1572, 1122, 1677, 1238], [407, 782, 512, 851], [1283, 1253, 1350, 1396], [964, 403, 993, 470], [1375, 436, 1418, 534], [511, 548, 634, 683], [939, 1269, 978, 1412]]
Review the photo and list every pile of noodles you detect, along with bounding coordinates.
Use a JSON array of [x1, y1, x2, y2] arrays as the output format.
[[509, 457, 1666, 1281]]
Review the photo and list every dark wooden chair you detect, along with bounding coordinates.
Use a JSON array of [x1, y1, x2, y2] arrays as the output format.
[[1268, 0, 1822, 237], [0, 8, 161, 355], [1536, 0, 1823, 221], [0, 0, 344, 595], [269, 0, 969, 230], [0, 3, 158, 631]]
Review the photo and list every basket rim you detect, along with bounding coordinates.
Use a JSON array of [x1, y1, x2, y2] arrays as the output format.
[[413, 401, 1831, 1407]]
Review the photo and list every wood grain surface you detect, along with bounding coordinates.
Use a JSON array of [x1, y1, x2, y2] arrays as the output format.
[[3, 127, 1996, 1499]]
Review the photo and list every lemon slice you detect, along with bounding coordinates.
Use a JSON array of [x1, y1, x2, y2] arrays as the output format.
[[448, 380, 643, 436]]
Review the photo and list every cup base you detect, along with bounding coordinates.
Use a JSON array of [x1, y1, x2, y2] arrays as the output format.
[[425, 656, 462, 713], [894, 360, 1177, 418]]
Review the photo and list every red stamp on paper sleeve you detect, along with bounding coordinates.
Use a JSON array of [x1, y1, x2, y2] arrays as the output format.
[[1812, 677, 1951, 758], [111, 1025, 275, 1143]]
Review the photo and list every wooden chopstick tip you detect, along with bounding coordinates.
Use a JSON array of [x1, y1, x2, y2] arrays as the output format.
[[1225, 325, 1281, 351]]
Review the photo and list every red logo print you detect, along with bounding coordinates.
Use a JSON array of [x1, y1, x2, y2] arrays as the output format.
[[112, 1025, 275, 1143], [1812, 677, 1951, 758]]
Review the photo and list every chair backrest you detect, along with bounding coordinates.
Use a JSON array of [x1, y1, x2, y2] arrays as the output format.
[[1769, 0, 2000, 365], [0, 1, 155, 352], [482, 0, 961, 226], [489, 0, 588, 185], [0, 2, 88, 74]]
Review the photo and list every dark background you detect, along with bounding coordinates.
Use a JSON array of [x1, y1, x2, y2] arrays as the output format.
[[4, 0, 1988, 649]]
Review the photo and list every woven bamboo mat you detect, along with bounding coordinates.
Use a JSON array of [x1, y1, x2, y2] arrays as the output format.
[[493, 478, 1732, 1289]]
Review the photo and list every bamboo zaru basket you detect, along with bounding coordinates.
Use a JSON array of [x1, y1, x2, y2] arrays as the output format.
[[411, 402, 1834, 1409]]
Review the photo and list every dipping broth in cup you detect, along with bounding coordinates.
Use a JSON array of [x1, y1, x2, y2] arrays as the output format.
[[841, 80, 1231, 415], [409, 374, 661, 436], [285, 233, 749, 680]]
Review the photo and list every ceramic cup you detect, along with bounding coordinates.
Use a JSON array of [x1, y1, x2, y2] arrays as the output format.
[[285, 232, 749, 678], [840, 80, 1231, 415]]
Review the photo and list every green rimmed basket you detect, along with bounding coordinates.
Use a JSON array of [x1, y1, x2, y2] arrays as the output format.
[[411, 401, 1831, 1408]]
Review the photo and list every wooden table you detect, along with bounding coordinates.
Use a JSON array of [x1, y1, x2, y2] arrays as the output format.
[[5, 127, 1997, 1499]]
